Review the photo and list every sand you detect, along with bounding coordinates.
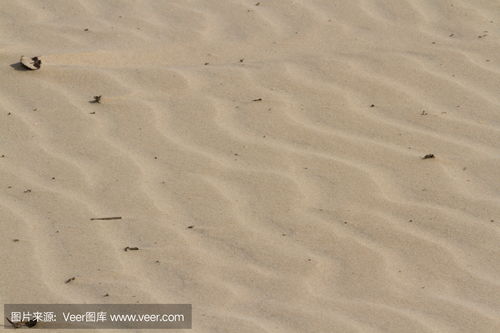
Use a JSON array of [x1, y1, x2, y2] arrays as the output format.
[[1, 0, 500, 332]]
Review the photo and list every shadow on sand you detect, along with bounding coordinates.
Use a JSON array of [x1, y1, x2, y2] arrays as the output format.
[[10, 62, 30, 71]]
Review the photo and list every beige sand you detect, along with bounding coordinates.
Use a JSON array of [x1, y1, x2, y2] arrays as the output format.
[[1, 1, 500, 332]]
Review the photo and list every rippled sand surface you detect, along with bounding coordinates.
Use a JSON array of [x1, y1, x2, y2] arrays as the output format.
[[1, 1, 500, 332]]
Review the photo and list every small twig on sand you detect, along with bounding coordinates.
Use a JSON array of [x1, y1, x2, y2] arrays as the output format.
[[124, 246, 139, 252], [6, 316, 23, 328], [90, 95, 102, 104], [6, 316, 38, 328], [65, 276, 76, 284], [90, 216, 122, 221]]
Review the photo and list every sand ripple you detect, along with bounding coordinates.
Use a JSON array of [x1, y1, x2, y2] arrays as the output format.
[[1, 0, 500, 332]]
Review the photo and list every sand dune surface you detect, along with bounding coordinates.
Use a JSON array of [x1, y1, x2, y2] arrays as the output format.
[[1, 1, 500, 332]]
